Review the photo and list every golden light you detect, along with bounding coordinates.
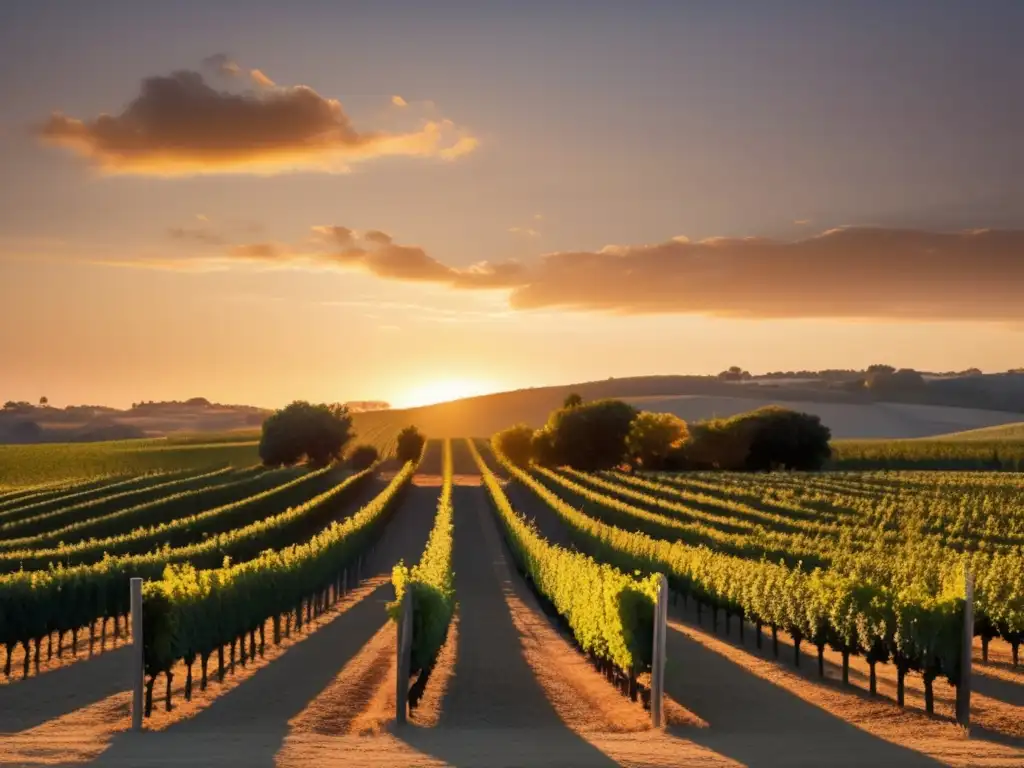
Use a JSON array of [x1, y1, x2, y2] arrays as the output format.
[[397, 378, 497, 408]]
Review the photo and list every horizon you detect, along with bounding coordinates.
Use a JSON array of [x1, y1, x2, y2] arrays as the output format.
[[2, 1, 1022, 410]]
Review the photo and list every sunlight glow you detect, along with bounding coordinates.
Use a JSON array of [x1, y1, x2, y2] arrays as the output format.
[[397, 378, 498, 408]]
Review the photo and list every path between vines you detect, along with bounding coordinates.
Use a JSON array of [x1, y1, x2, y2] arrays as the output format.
[[0, 442, 1020, 767]]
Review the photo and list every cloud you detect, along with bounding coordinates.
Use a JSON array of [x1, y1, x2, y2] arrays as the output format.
[[36, 60, 478, 176], [501, 227, 1024, 321], [202, 53, 241, 77], [391, 95, 408, 107], [312, 225, 356, 247], [249, 69, 275, 88], [794, 219, 811, 226], [111, 223, 1024, 322], [218, 227, 526, 289]]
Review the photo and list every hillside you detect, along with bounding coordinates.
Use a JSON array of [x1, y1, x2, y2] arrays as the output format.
[[6, 373, 1024, 445], [350, 385, 1024, 442]]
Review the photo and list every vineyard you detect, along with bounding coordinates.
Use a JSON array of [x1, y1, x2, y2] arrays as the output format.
[[0, 440, 1021, 767]]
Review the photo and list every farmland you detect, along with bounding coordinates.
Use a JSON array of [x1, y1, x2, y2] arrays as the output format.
[[0, 440, 1021, 767]]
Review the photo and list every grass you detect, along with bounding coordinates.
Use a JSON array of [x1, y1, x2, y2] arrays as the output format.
[[0, 439, 261, 486]]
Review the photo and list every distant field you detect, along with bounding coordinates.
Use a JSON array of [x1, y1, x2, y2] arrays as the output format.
[[0, 418, 415, 486], [0, 439, 261, 486], [931, 422, 1024, 441], [348, 392, 1024, 442]]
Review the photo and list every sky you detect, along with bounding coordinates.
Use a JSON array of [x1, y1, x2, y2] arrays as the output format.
[[1, 0, 1022, 409]]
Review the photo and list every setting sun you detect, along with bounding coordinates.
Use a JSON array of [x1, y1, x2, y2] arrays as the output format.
[[397, 378, 498, 408]]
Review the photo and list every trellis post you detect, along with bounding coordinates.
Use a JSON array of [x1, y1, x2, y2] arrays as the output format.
[[956, 568, 974, 730], [651, 574, 668, 727], [130, 578, 144, 731], [396, 589, 412, 724]]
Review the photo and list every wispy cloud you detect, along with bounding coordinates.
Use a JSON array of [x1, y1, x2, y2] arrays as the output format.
[[391, 95, 408, 107], [36, 57, 478, 176]]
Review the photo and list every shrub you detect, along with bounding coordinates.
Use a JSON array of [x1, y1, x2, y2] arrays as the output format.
[[258, 401, 352, 467], [546, 399, 637, 470], [396, 426, 427, 463], [348, 444, 379, 470], [530, 428, 559, 467], [681, 406, 831, 471], [626, 412, 689, 469], [493, 424, 534, 468]]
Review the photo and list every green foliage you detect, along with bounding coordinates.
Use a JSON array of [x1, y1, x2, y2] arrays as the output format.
[[683, 406, 832, 471], [141, 460, 418, 686], [0, 466, 281, 552], [0, 439, 259, 486], [0, 467, 233, 535], [0, 467, 376, 651], [396, 426, 427, 464], [473, 439, 660, 673], [530, 428, 558, 468], [563, 392, 584, 409], [259, 401, 353, 468], [0, 467, 347, 571], [389, 439, 455, 677], [545, 399, 637, 470], [832, 438, 1024, 471], [626, 411, 688, 470], [348, 444, 380, 471], [490, 442, 972, 686], [492, 424, 534, 468]]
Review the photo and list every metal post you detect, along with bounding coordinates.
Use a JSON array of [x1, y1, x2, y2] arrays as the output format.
[[651, 574, 668, 727], [956, 569, 974, 730], [396, 589, 412, 724], [130, 578, 144, 731]]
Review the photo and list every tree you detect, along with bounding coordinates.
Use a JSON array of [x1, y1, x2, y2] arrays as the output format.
[[682, 406, 831, 471], [396, 426, 426, 463], [493, 424, 535, 468], [348, 444, 379, 470], [563, 392, 583, 409], [718, 366, 752, 381], [865, 367, 925, 393], [743, 408, 832, 471], [546, 399, 637, 470], [626, 412, 689, 469], [866, 364, 896, 374], [258, 401, 353, 468], [39, 396, 48, 407], [530, 428, 559, 467]]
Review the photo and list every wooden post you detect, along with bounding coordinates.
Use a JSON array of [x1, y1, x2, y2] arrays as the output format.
[[130, 578, 144, 731], [956, 569, 974, 730], [396, 589, 412, 724], [651, 574, 668, 728]]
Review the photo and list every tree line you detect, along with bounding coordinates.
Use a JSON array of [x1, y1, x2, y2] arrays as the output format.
[[495, 394, 831, 472], [258, 401, 425, 469]]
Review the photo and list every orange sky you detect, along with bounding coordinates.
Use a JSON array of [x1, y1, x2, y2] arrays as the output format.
[[1, 3, 1021, 409]]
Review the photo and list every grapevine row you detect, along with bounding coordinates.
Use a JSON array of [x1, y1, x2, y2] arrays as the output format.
[[492, 443, 968, 709], [390, 439, 455, 706], [469, 439, 660, 679], [140, 459, 417, 714]]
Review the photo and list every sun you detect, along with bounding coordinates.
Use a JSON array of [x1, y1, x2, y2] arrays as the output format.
[[398, 378, 495, 408]]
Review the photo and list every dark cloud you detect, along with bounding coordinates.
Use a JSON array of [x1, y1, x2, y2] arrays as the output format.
[[504, 227, 1024, 320], [36, 62, 477, 176], [167, 224, 1024, 322]]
